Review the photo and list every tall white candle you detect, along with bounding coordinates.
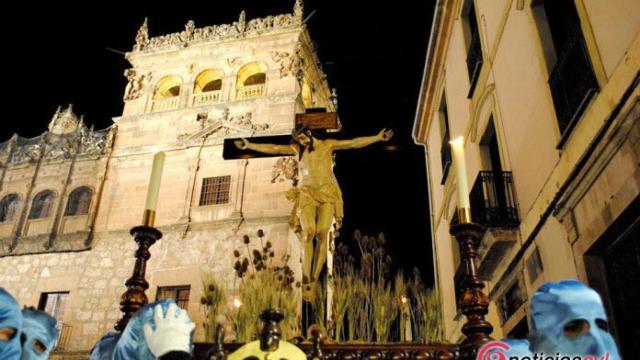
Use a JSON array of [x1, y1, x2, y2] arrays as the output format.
[[449, 136, 471, 210], [144, 151, 165, 212]]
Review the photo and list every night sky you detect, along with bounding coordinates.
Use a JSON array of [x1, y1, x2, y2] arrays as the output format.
[[3, 1, 435, 286]]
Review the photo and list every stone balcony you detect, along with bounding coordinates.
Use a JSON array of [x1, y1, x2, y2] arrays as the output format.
[[0, 221, 14, 238], [61, 214, 89, 234], [192, 90, 222, 106], [25, 218, 53, 237], [151, 96, 179, 112], [236, 83, 265, 100]]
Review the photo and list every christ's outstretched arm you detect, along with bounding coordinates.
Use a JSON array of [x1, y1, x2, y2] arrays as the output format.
[[234, 138, 296, 155], [329, 128, 394, 150]]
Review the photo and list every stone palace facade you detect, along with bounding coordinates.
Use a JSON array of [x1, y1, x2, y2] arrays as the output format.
[[0, 0, 335, 352]]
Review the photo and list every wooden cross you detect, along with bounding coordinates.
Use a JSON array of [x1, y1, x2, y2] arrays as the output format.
[[223, 111, 339, 160]]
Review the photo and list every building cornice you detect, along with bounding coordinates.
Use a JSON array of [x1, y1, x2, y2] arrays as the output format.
[[412, 0, 457, 146], [127, 1, 305, 59]]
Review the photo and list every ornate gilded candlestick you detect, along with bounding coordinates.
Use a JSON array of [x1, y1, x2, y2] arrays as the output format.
[[449, 137, 493, 359], [115, 152, 165, 331]]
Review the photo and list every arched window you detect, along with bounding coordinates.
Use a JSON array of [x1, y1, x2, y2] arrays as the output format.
[[154, 76, 182, 99], [236, 62, 267, 100], [0, 194, 20, 222], [244, 73, 266, 86], [65, 187, 92, 216], [152, 76, 181, 112], [193, 69, 224, 105], [29, 191, 56, 219], [194, 69, 223, 93]]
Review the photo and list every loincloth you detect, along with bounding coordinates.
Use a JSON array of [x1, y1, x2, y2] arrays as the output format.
[[285, 183, 344, 235]]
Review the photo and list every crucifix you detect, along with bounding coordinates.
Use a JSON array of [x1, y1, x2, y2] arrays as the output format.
[[227, 112, 393, 304]]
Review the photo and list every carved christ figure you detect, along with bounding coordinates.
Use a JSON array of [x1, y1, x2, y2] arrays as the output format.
[[235, 125, 393, 295]]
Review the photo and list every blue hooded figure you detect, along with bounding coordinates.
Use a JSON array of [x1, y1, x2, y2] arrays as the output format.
[[501, 339, 533, 358], [89, 331, 121, 360], [20, 308, 58, 360], [113, 299, 194, 360], [530, 280, 621, 360], [0, 288, 22, 360]]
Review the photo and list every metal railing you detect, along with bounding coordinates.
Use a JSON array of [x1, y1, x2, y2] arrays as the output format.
[[469, 171, 519, 227], [55, 323, 72, 350], [548, 27, 599, 144], [192, 90, 222, 106]]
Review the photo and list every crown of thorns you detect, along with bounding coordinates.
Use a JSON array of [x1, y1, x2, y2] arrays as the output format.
[[292, 124, 312, 136]]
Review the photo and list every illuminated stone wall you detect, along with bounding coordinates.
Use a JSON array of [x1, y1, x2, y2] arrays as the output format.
[[0, 1, 333, 351]]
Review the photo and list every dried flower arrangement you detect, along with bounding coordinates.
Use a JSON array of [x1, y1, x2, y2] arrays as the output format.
[[207, 228, 440, 344], [200, 274, 226, 341], [330, 230, 442, 343], [227, 229, 301, 342]]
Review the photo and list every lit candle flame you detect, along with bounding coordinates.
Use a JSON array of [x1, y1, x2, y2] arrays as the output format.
[[233, 298, 242, 308]]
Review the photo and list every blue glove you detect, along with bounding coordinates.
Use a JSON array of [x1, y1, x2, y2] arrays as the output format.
[[114, 300, 194, 360], [143, 303, 195, 358]]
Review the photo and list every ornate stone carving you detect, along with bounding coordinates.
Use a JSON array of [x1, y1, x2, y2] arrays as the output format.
[[272, 43, 304, 81], [45, 135, 77, 160], [227, 57, 241, 68], [213, 108, 269, 134], [294, 0, 304, 24], [134, 18, 149, 52], [237, 11, 246, 33], [178, 108, 268, 143], [123, 69, 151, 100], [129, 10, 300, 54], [271, 157, 298, 185], [48, 105, 80, 135], [10, 140, 43, 164], [181, 20, 196, 47], [8, 108, 111, 165], [79, 128, 109, 156]]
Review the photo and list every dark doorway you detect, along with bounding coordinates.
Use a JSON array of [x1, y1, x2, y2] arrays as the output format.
[[585, 195, 640, 359]]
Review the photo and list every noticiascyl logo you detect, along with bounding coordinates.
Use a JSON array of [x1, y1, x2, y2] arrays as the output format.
[[476, 341, 612, 360], [477, 341, 511, 360]]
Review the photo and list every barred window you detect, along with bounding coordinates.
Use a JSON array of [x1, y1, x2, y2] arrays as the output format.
[[156, 286, 190, 309], [199, 176, 231, 206], [38, 291, 70, 349], [65, 187, 92, 216], [0, 194, 20, 222], [29, 191, 56, 219]]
